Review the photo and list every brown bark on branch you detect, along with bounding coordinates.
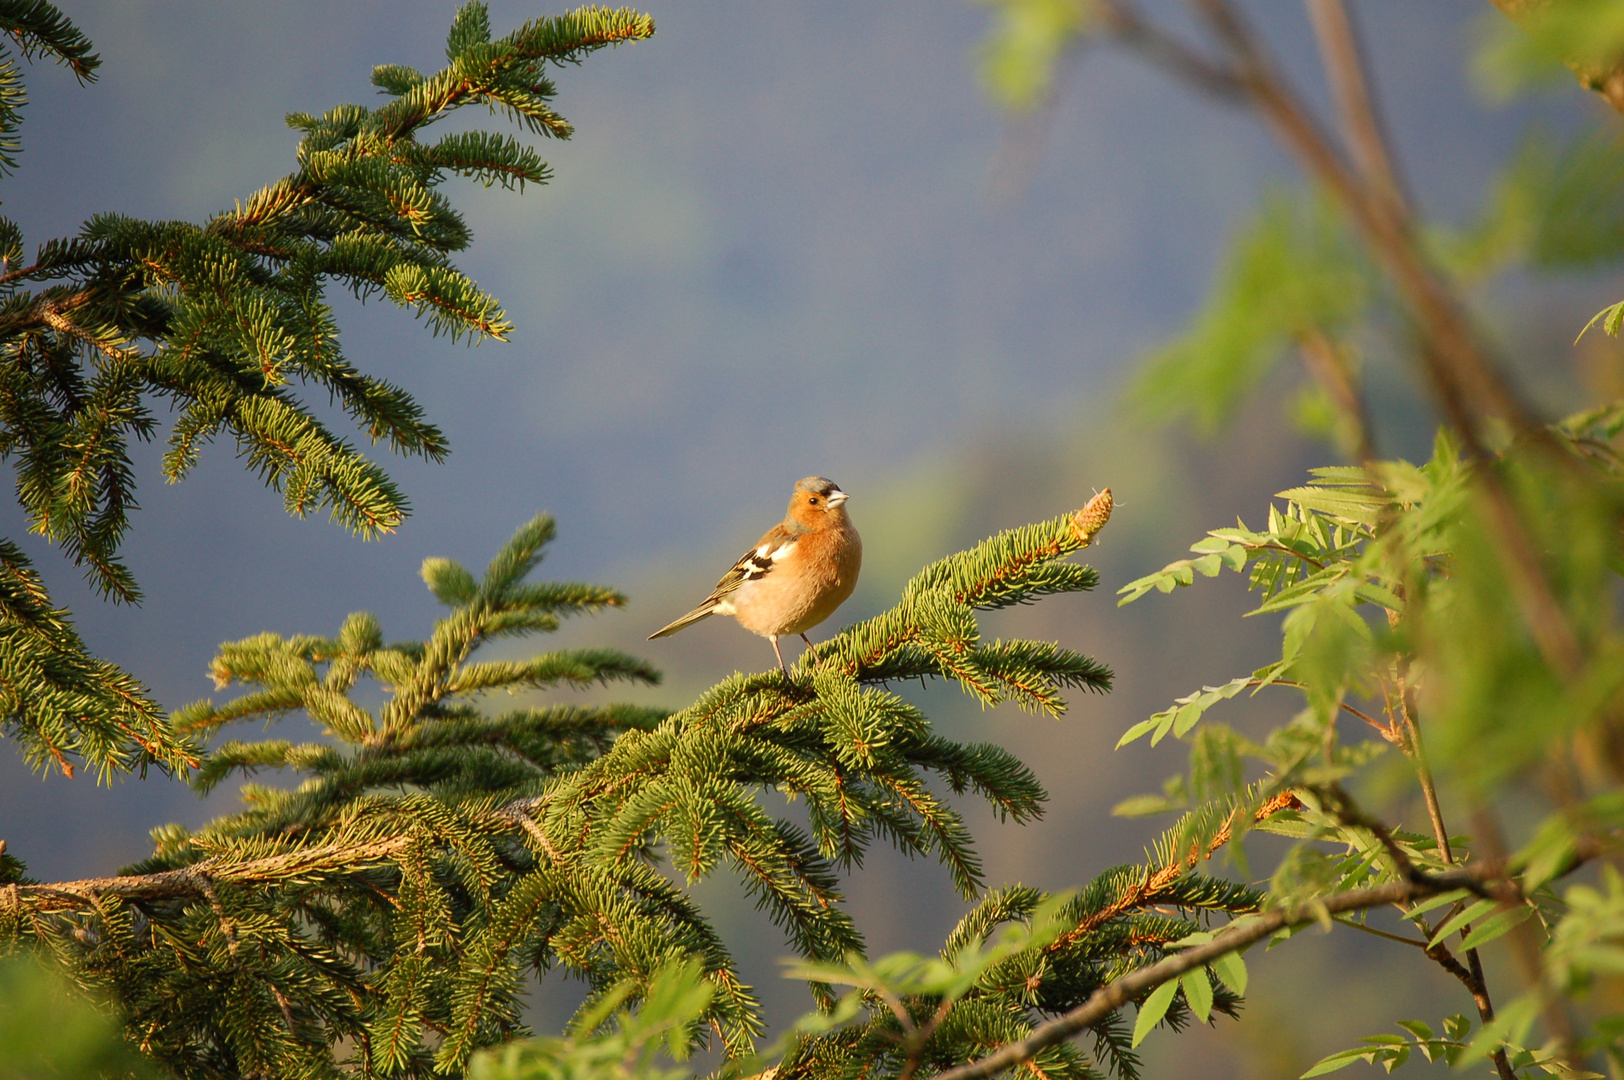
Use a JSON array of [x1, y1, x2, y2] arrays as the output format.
[[1306, 0, 1410, 218], [1093, 0, 1245, 101], [1323, 782, 1518, 1080], [933, 855, 1581, 1080], [2, 836, 412, 913], [1096, 0, 1591, 735]]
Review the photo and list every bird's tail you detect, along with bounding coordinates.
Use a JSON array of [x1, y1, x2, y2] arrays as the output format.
[[648, 602, 717, 640]]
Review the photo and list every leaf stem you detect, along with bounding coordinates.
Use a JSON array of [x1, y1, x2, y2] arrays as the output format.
[[1330, 915, 1428, 948]]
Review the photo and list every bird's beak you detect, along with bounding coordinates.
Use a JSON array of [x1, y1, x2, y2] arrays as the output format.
[[825, 489, 849, 509]]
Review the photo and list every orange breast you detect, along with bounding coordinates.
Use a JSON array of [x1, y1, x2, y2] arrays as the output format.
[[731, 527, 861, 638]]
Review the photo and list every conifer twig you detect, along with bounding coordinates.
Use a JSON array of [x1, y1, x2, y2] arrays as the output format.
[[1048, 791, 1297, 951], [7, 499, 1115, 1072], [4, 836, 413, 911], [934, 851, 1598, 1080]]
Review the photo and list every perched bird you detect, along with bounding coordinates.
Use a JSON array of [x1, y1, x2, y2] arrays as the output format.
[[649, 477, 862, 676]]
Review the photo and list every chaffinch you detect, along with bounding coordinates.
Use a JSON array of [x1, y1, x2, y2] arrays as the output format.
[[649, 477, 862, 676]]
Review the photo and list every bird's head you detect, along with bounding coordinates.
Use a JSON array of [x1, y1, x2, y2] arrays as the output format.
[[786, 476, 850, 530]]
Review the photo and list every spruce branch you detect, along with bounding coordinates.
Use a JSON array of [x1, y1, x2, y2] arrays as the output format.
[[0, 0, 97, 81], [0, 2, 654, 778], [780, 832, 1267, 1079], [3, 497, 1123, 1075], [933, 843, 1605, 1080], [0, 539, 195, 779]]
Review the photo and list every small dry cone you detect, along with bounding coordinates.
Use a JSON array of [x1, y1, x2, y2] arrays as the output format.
[[1070, 488, 1113, 546]]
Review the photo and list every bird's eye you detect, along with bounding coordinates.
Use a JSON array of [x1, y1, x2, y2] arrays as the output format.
[[809, 496, 819, 504]]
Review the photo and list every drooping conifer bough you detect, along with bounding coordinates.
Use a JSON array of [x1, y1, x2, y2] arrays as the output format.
[[0, 1, 654, 781]]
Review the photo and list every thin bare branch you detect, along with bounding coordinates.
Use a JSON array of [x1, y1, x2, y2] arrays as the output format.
[[1180, 0, 1545, 452], [1331, 915, 1429, 948], [1305, 0, 1409, 217], [1093, 0, 1246, 101], [1326, 779, 1516, 1080], [1154, 0, 1590, 721], [1297, 328, 1377, 463], [1393, 675, 1453, 863], [935, 858, 1563, 1080], [1472, 807, 1581, 1068]]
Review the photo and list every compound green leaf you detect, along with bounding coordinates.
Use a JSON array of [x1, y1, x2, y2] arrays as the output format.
[[1457, 904, 1535, 951], [1300, 1046, 1374, 1078], [1131, 978, 1180, 1048], [1180, 968, 1213, 1023], [1209, 951, 1247, 996]]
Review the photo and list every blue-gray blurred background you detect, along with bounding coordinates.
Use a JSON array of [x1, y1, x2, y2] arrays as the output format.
[[1, 1, 1617, 1074]]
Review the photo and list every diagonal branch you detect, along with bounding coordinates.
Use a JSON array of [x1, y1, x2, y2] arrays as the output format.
[[3, 836, 412, 912], [933, 853, 1586, 1080], [1139, 0, 1591, 722], [1093, 0, 1246, 100], [1304, 0, 1409, 219]]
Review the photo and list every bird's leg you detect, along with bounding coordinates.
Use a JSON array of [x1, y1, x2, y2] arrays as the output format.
[[771, 636, 789, 677], [799, 633, 813, 648]]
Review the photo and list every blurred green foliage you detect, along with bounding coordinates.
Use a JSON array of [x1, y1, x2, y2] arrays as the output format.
[[973, 0, 1091, 110], [20, 0, 1624, 1077], [1440, 129, 1624, 280], [1474, 0, 1624, 101], [467, 961, 714, 1080], [1114, 413, 1624, 1073], [1131, 190, 1372, 436], [973, 0, 1624, 1077], [0, 955, 158, 1079]]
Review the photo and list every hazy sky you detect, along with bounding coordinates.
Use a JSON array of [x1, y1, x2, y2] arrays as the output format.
[[0, 0, 1566, 897], [1, 3, 1610, 1069], [0, 0, 1545, 710]]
